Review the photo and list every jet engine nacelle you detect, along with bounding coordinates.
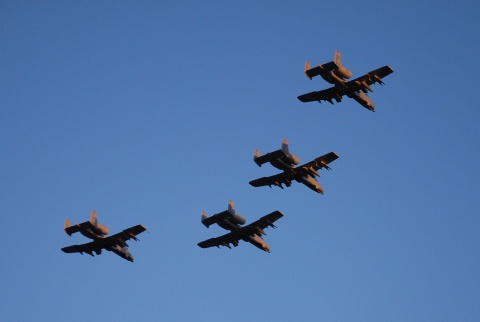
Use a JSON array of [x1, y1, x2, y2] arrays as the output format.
[[231, 214, 246, 225], [93, 223, 109, 236], [288, 154, 300, 165], [334, 66, 352, 79]]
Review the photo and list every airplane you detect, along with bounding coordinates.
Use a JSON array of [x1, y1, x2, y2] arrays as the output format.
[[61, 211, 146, 262], [197, 200, 283, 253], [249, 139, 338, 194], [297, 50, 393, 111]]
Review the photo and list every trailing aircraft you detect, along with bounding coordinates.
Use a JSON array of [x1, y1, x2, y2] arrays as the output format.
[[297, 50, 393, 111], [61, 211, 146, 262], [249, 139, 338, 194], [198, 200, 283, 253]]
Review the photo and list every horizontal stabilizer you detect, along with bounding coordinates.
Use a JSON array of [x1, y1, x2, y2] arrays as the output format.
[[64, 218, 82, 236], [304, 62, 325, 80], [253, 148, 287, 167], [201, 210, 228, 228]]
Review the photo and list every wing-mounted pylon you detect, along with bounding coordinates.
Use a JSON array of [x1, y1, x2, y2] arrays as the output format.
[[64, 218, 82, 236], [302, 165, 321, 177]]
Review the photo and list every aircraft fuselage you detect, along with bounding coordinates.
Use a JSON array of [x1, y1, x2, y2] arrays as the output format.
[[246, 234, 270, 252], [218, 219, 270, 252], [268, 150, 300, 170], [110, 244, 134, 262], [331, 82, 375, 111], [321, 70, 347, 87], [348, 90, 375, 111], [77, 227, 134, 261], [272, 164, 323, 195], [270, 157, 295, 171], [79, 228, 103, 240], [299, 174, 324, 194]]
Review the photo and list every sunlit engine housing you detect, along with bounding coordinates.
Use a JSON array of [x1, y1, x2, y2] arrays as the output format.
[[94, 223, 109, 236], [334, 66, 352, 79], [288, 154, 300, 165], [231, 214, 246, 225]]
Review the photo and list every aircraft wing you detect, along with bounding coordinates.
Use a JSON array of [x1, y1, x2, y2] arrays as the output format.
[[297, 152, 339, 173], [61, 241, 103, 256], [108, 225, 147, 243], [249, 171, 297, 189], [198, 232, 239, 249], [347, 66, 394, 92], [241, 211, 283, 235], [292, 152, 339, 178], [297, 85, 347, 104]]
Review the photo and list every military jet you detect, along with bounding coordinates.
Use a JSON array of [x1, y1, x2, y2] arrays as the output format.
[[297, 50, 393, 111], [61, 211, 146, 262], [197, 200, 283, 253], [249, 139, 338, 194]]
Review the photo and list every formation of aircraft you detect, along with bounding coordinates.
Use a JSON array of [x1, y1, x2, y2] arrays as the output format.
[[249, 139, 339, 194], [61, 51, 392, 258], [198, 200, 283, 252], [61, 211, 146, 262], [297, 50, 393, 111]]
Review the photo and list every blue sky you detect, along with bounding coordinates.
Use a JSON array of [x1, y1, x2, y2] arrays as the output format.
[[1, 1, 480, 321]]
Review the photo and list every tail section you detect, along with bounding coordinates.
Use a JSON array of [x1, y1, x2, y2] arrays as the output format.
[[333, 50, 352, 79], [89, 210, 109, 235], [281, 139, 289, 153], [227, 200, 245, 225], [334, 50, 342, 66], [304, 61, 312, 80], [64, 219, 72, 235], [228, 200, 235, 215], [201, 211, 209, 227], [254, 149, 260, 163], [90, 210, 98, 226]]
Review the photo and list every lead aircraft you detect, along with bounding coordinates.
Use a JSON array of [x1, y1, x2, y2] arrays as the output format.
[[61, 211, 146, 262], [249, 139, 338, 194], [297, 50, 393, 111], [197, 200, 283, 253]]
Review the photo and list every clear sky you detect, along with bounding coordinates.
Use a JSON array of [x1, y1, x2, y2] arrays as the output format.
[[1, 1, 480, 321]]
